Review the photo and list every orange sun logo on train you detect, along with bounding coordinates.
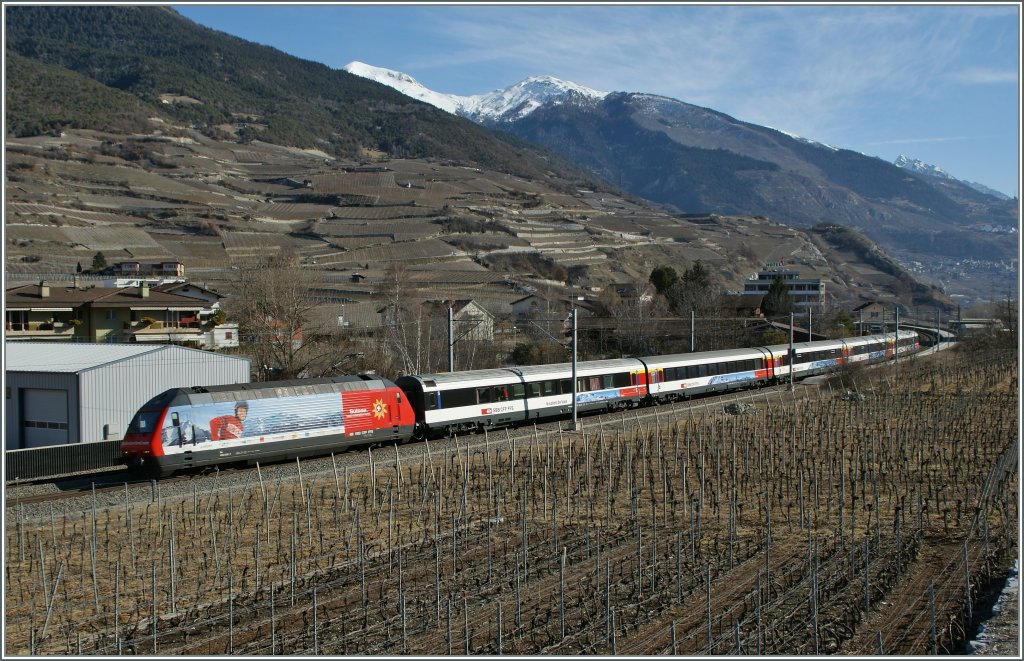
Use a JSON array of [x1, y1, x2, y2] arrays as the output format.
[[372, 398, 388, 420]]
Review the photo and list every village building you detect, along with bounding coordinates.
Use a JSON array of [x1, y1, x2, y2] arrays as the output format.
[[743, 263, 825, 310]]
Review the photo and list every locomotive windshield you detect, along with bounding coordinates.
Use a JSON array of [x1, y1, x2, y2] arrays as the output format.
[[126, 410, 162, 434]]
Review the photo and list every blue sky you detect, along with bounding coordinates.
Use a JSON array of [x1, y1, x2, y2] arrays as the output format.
[[172, 3, 1020, 198]]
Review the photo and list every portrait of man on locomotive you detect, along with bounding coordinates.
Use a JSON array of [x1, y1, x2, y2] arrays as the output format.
[[209, 401, 249, 440]]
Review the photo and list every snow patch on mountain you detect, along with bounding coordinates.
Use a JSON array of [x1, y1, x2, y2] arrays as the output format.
[[894, 155, 1011, 200], [772, 127, 840, 152], [894, 154, 957, 180], [343, 61, 464, 114], [343, 61, 606, 122], [462, 76, 608, 123]]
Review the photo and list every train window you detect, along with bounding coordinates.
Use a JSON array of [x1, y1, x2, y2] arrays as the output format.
[[426, 393, 439, 410], [496, 386, 511, 402], [590, 376, 602, 391], [528, 383, 541, 398], [577, 379, 587, 392], [542, 381, 557, 396], [478, 387, 493, 404], [127, 410, 161, 434], [444, 388, 477, 408], [698, 364, 708, 378], [560, 380, 572, 394], [511, 384, 526, 400], [423, 379, 437, 388], [603, 374, 615, 389], [613, 373, 631, 388]]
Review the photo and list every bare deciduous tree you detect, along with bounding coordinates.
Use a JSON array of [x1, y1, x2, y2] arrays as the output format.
[[226, 253, 358, 380]]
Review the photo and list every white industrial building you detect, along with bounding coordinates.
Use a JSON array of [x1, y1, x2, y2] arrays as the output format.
[[4, 343, 250, 449]]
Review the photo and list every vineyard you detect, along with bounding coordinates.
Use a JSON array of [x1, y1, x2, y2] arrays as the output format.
[[4, 343, 1017, 655]]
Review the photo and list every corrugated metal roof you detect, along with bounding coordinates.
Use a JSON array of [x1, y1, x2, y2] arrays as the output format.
[[4, 342, 245, 374]]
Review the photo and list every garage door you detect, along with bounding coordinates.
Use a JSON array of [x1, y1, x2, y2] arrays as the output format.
[[23, 388, 69, 448]]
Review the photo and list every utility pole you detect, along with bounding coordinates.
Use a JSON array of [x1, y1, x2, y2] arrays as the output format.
[[894, 306, 900, 364], [788, 312, 795, 391], [448, 306, 454, 372], [570, 306, 578, 431]]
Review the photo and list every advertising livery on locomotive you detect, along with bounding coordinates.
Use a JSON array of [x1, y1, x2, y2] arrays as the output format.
[[123, 331, 919, 476], [122, 374, 415, 476]]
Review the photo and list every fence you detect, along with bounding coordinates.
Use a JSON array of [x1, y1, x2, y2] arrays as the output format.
[[4, 440, 122, 481]]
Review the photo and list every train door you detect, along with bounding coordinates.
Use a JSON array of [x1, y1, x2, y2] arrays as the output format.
[[389, 388, 401, 438], [648, 368, 664, 396], [630, 369, 648, 396], [754, 348, 772, 383]]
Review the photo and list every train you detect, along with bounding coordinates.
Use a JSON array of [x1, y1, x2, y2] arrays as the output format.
[[121, 330, 919, 476]]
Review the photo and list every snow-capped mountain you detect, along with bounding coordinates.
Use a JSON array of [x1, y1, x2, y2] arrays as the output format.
[[343, 61, 607, 124], [894, 154, 958, 180], [343, 60, 1016, 266], [894, 154, 1011, 200], [343, 61, 465, 114]]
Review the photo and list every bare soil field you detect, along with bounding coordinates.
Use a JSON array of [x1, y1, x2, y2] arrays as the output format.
[[3, 344, 1017, 655]]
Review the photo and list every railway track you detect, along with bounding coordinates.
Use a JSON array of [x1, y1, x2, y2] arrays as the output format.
[[3, 379, 812, 510]]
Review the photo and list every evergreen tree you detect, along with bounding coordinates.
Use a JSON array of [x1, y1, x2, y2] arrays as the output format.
[[665, 261, 717, 315], [90, 251, 107, 273], [762, 275, 794, 317], [649, 265, 679, 294]]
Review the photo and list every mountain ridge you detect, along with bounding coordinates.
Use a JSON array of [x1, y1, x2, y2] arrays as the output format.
[[343, 61, 608, 124], [343, 60, 1017, 291], [2, 5, 1011, 305]]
